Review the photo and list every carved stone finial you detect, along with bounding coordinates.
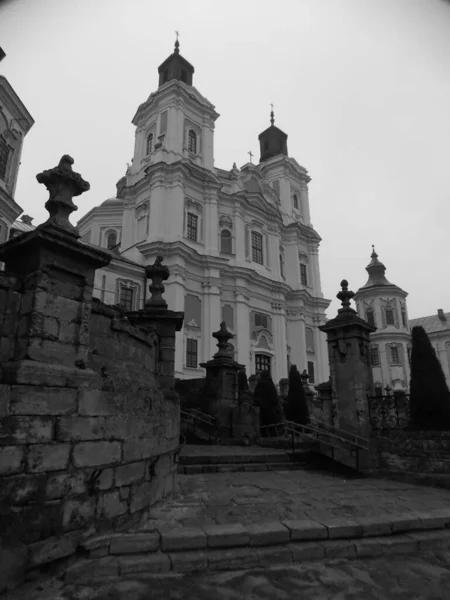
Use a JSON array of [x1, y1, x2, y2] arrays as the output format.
[[212, 321, 234, 359], [145, 256, 169, 307], [36, 155, 89, 236], [337, 279, 355, 310], [300, 369, 309, 387]]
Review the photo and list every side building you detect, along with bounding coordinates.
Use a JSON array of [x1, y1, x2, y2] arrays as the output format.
[[409, 309, 450, 385], [77, 40, 331, 384]]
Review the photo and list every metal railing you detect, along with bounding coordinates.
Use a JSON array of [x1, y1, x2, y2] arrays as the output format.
[[367, 393, 410, 431], [180, 408, 217, 443]]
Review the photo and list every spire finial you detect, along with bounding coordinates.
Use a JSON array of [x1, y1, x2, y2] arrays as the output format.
[[174, 30, 180, 54], [371, 244, 378, 259], [270, 103, 274, 126]]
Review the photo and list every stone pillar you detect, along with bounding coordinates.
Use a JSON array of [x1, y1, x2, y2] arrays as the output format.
[[126, 256, 184, 390], [271, 302, 287, 382], [0, 155, 111, 387], [200, 321, 245, 438], [319, 280, 376, 437], [234, 290, 250, 369]]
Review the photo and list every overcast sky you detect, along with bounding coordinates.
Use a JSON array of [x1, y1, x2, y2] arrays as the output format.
[[1, 0, 449, 319]]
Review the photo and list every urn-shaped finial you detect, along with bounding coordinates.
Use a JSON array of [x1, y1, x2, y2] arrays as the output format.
[[145, 256, 169, 307]]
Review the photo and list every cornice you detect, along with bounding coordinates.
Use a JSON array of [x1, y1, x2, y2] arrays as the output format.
[[0, 76, 34, 132], [354, 284, 408, 299]]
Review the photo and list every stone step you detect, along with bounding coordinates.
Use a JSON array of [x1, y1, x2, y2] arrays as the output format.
[[67, 511, 450, 584], [178, 461, 320, 474], [180, 452, 293, 465]]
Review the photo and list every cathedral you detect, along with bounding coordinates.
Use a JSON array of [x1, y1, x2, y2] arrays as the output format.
[[77, 40, 331, 384]]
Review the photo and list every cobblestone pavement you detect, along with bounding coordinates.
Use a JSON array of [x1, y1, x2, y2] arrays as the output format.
[[140, 470, 450, 530], [8, 550, 450, 599]]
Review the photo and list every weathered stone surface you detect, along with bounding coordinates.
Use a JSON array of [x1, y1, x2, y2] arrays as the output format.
[[63, 496, 96, 531], [290, 541, 326, 561], [115, 461, 146, 487], [390, 515, 422, 533], [254, 545, 293, 567], [27, 443, 71, 473], [0, 445, 24, 475], [65, 557, 119, 583], [355, 516, 393, 537], [417, 509, 450, 530], [73, 441, 121, 468], [78, 390, 117, 416], [10, 386, 77, 415], [0, 473, 46, 505], [318, 518, 363, 539], [161, 527, 207, 551], [81, 534, 112, 551], [29, 532, 79, 566], [0, 384, 10, 415], [122, 439, 154, 462], [248, 521, 290, 546], [207, 547, 260, 571], [46, 471, 86, 500], [118, 553, 171, 575], [0, 416, 53, 444], [322, 539, 358, 558], [110, 532, 160, 554], [0, 542, 28, 594], [356, 535, 418, 558], [283, 519, 328, 541], [169, 550, 207, 573], [96, 491, 128, 520], [408, 529, 450, 550], [204, 523, 250, 548], [56, 416, 105, 441]]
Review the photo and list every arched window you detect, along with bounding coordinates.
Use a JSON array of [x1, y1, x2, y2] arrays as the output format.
[[146, 133, 153, 155], [107, 231, 117, 249], [293, 194, 299, 209], [220, 229, 232, 254], [366, 309, 376, 327], [188, 130, 197, 154]]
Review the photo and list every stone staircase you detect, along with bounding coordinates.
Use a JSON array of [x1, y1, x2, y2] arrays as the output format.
[[178, 444, 364, 477]]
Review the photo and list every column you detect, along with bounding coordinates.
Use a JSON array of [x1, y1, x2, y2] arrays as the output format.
[[235, 291, 250, 373], [271, 302, 287, 382], [202, 280, 221, 361], [288, 310, 307, 372]]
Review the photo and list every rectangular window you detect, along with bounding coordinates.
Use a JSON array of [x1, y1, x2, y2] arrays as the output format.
[[280, 252, 285, 278], [251, 231, 264, 264], [366, 310, 375, 327], [272, 180, 280, 196], [0, 136, 10, 181], [159, 110, 168, 135], [186, 213, 198, 241], [300, 263, 308, 286], [307, 361, 315, 384], [385, 309, 395, 326], [390, 345, 400, 365], [292, 193, 299, 209], [255, 354, 271, 374], [401, 310, 407, 327], [255, 313, 268, 329], [186, 338, 198, 368], [119, 287, 134, 312], [370, 346, 380, 366]]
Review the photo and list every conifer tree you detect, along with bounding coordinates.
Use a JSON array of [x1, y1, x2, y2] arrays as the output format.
[[286, 364, 310, 425], [254, 371, 283, 429], [409, 326, 450, 429]]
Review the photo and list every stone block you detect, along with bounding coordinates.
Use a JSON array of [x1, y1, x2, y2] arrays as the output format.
[[408, 530, 450, 550], [129, 481, 153, 514], [73, 441, 121, 468], [0, 542, 28, 595], [110, 532, 160, 554], [356, 535, 418, 558], [0, 473, 46, 505], [207, 547, 260, 571], [417, 509, 450, 530], [204, 523, 250, 548], [322, 539, 358, 559], [0, 445, 24, 475], [169, 550, 207, 573], [115, 461, 146, 487], [97, 490, 128, 520], [46, 471, 87, 500], [81, 534, 112, 551], [78, 390, 117, 416], [123, 439, 153, 462], [0, 416, 53, 444], [96, 468, 114, 490], [161, 528, 207, 551], [27, 443, 71, 473], [248, 521, 290, 546], [355, 516, 393, 537], [63, 496, 96, 531], [65, 557, 119, 583], [254, 545, 293, 567], [90, 546, 109, 558], [56, 417, 105, 441], [282, 519, 328, 541], [318, 518, 363, 539], [29, 532, 79, 566], [0, 384, 10, 415], [10, 386, 77, 416], [184, 464, 204, 475], [290, 542, 326, 561], [118, 553, 171, 575], [390, 515, 422, 533]]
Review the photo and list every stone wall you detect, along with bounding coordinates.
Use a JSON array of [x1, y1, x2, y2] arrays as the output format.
[[367, 430, 450, 488]]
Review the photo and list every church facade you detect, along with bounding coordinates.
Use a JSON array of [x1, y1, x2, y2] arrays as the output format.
[[77, 41, 331, 384]]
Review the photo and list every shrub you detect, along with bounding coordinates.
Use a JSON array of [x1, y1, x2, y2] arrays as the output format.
[[409, 326, 450, 429], [285, 364, 310, 425]]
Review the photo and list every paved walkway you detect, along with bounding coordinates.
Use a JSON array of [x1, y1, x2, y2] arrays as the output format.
[[141, 470, 450, 530], [8, 550, 450, 599]]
